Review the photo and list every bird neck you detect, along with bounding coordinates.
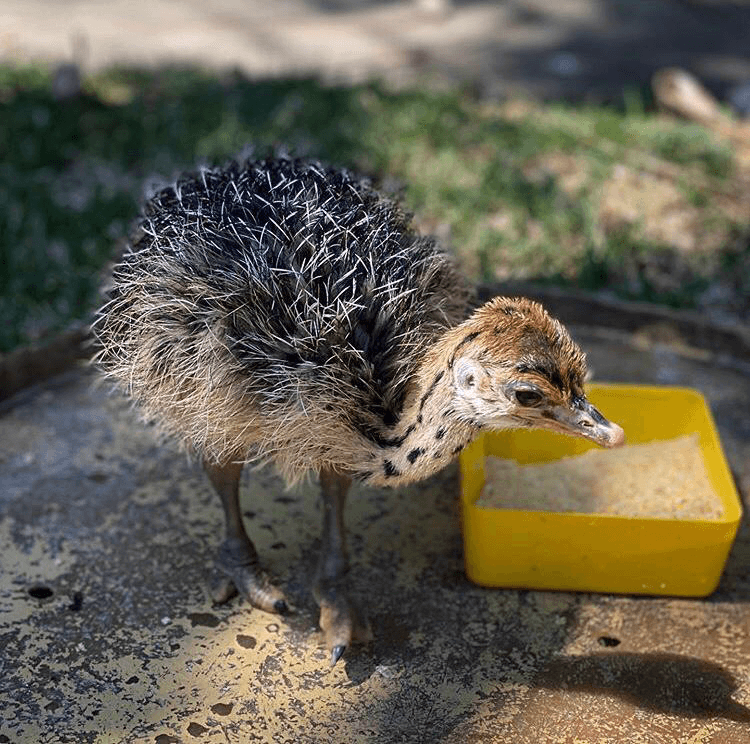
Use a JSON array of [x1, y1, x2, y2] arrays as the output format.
[[362, 328, 479, 487]]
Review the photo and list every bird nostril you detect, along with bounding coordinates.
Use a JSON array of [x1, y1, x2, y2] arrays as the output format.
[[581, 419, 594, 428]]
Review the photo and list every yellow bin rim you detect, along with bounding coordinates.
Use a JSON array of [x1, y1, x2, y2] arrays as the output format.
[[459, 383, 743, 597]]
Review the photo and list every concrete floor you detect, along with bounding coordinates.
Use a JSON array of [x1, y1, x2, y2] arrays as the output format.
[[1, 323, 749, 743]]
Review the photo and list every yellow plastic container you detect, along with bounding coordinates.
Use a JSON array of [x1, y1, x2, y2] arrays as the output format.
[[459, 384, 742, 597]]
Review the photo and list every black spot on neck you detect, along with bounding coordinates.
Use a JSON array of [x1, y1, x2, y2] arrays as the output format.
[[435, 427, 445, 440], [407, 447, 424, 464], [383, 459, 400, 478]]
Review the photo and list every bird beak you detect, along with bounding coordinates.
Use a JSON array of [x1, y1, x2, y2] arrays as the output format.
[[548, 397, 626, 448]]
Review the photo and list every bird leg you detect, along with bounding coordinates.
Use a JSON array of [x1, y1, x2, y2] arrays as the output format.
[[313, 468, 372, 665], [203, 459, 287, 614]]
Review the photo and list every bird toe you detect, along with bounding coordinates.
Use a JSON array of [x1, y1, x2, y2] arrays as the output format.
[[317, 589, 371, 666], [214, 540, 288, 614], [209, 572, 238, 605]]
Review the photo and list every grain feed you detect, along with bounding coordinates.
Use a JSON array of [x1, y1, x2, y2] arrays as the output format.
[[477, 434, 722, 519]]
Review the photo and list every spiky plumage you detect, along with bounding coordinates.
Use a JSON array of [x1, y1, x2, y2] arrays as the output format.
[[92, 157, 627, 664], [93, 158, 473, 484]]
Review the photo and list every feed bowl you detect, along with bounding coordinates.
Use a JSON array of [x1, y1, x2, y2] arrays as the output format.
[[459, 384, 742, 597]]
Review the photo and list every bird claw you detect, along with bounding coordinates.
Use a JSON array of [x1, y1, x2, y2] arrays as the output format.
[[212, 538, 289, 614], [330, 645, 347, 667]]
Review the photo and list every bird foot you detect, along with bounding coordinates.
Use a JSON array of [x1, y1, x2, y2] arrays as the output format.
[[314, 585, 373, 665], [210, 537, 288, 614]]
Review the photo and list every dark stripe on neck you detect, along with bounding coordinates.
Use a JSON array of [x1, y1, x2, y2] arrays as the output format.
[[449, 331, 480, 368], [419, 370, 444, 413], [360, 423, 415, 449]]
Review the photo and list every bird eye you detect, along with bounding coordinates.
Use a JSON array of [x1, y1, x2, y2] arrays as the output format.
[[515, 389, 542, 407]]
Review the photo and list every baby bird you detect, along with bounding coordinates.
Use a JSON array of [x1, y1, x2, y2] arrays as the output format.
[[93, 158, 624, 665]]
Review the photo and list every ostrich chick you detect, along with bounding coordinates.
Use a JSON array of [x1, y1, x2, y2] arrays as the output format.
[[93, 158, 624, 665]]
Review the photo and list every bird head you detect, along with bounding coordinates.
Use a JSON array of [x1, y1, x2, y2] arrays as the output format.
[[448, 297, 625, 448]]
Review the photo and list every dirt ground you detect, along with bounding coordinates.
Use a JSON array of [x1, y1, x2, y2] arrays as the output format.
[[1, 322, 749, 743]]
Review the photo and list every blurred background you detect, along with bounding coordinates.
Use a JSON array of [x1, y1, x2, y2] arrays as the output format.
[[2, 0, 750, 354]]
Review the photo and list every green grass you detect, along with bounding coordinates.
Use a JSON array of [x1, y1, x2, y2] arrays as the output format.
[[0, 63, 745, 352]]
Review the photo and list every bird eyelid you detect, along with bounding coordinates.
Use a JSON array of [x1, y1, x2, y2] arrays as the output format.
[[504, 381, 545, 407]]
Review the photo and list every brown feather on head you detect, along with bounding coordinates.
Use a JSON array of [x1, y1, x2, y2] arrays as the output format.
[[446, 297, 625, 448]]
